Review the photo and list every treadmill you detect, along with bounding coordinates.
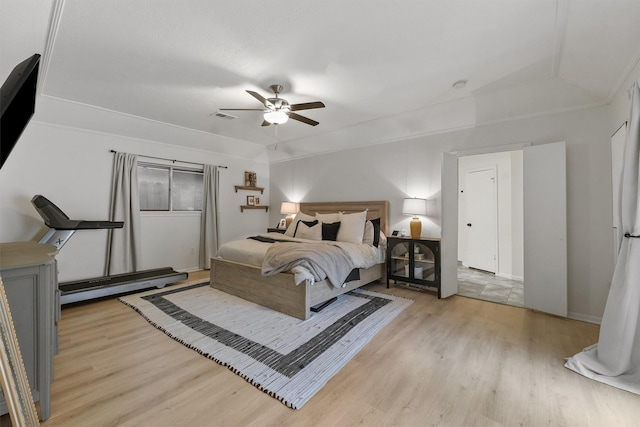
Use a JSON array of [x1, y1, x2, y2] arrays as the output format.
[[31, 195, 188, 305]]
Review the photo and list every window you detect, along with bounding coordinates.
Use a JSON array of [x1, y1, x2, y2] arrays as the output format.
[[172, 169, 204, 211], [138, 164, 203, 211]]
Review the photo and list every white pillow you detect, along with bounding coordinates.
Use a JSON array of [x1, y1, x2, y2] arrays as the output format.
[[294, 221, 322, 240], [363, 220, 375, 245], [378, 232, 387, 248], [362, 218, 382, 247], [284, 212, 316, 237], [337, 211, 367, 244], [315, 212, 340, 223]]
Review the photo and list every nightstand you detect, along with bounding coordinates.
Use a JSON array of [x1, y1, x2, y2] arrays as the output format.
[[267, 228, 286, 234], [386, 236, 441, 297]]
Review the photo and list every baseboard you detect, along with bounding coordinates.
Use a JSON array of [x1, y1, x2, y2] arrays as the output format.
[[568, 311, 602, 325], [459, 266, 523, 281], [495, 272, 524, 281]]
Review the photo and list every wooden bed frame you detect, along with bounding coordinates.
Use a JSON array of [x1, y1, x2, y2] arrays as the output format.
[[210, 200, 389, 319]]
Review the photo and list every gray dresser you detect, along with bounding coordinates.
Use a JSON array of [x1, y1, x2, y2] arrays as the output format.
[[0, 241, 59, 421]]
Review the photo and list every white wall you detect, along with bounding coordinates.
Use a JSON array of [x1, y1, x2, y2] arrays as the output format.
[[269, 106, 614, 321], [139, 212, 201, 272], [0, 104, 271, 281], [269, 142, 444, 237]]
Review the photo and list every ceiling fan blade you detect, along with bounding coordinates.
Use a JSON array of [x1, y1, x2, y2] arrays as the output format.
[[246, 90, 274, 108], [288, 112, 319, 126], [218, 108, 265, 111], [261, 120, 271, 127], [289, 101, 325, 111]]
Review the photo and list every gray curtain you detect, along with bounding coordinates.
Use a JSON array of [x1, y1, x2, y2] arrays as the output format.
[[105, 152, 142, 275], [200, 164, 219, 269], [565, 80, 640, 394]]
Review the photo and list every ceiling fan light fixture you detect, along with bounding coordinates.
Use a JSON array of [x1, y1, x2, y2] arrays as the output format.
[[264, 110, 289, 124], [221, 85, 324, 127]]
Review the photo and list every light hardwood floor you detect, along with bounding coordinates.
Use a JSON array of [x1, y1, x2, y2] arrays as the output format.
[[37, 271, 639, 427]]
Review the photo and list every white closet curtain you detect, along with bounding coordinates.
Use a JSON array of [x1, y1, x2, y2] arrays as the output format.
[[565, 80, 640, 394], [105, 152, 142, 275], [200, 164, 219, 269]]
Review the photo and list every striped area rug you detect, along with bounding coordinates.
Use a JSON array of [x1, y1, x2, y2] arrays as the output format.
[[119, 282, 412, 409]]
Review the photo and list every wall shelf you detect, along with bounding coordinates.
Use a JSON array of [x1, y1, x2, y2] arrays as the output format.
[[240, 205, 269, 212], [235, 185, 264, 194]]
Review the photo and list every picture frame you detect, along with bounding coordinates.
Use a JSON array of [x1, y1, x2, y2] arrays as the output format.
[[244, 171, 257, 187], [246, 195, 255, 206], [0, 279, 40, 426], [255, 197, 260, 205], [278, 218, 287, 229]]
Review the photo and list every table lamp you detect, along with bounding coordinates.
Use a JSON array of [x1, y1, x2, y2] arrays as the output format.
[[402, 198, 427, 238], [280, 202, 299, 228]]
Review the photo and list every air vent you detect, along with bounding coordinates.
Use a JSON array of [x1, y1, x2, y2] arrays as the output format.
[[213, 111, 237, 120]]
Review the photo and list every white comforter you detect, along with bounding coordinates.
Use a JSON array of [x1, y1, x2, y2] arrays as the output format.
[[216, 232, 385, 286]]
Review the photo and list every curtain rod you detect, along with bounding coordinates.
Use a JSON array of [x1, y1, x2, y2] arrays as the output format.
[[109, 150, 227, 168]]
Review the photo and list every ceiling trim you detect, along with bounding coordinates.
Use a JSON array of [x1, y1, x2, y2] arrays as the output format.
[[30, 117, 269, 164], [39, 0, 65, 94], [551, 0, 569, 78], [38, 94, 262, 145], [267, 96, 606, 164]]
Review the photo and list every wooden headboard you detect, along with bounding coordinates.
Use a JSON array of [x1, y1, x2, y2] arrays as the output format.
[[299, 200, 390, 235]]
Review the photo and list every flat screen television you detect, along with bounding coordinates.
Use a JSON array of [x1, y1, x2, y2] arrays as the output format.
[[1, 53, 41, 169]]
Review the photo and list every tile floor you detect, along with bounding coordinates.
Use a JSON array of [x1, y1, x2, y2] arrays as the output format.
[[457, 264, 524, 307]]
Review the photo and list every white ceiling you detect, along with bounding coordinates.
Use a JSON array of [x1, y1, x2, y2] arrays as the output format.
[[3, 0, 640, 161]]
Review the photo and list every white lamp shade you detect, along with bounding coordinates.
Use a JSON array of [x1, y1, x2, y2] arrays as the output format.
[[280, 202, 299, 215], [402, 198, 427, 216], [264, 110, 289, 124]]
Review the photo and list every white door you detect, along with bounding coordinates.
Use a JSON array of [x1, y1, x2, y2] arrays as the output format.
[[440, 151, 459, 298], [523, 141, 567, 317], [464, 167, 497, 273]]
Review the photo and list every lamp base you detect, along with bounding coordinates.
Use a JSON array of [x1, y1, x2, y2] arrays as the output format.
[[409, 217, 422, 239], [285, 215, 294, 228]]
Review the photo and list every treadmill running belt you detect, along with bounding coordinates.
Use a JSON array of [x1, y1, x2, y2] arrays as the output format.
[[60, 267, 181, 293], [59, 267, 188, 305]]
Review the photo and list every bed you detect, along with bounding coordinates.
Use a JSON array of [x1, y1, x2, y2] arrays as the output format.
[[210, 200, 389, 319]]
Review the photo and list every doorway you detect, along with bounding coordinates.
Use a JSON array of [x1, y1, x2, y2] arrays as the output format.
[[457, 152, 523, 307], [440, 141, 567, 317]]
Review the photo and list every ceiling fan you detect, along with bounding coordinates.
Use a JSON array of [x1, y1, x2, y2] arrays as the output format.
[[219, 84, 325, 127]]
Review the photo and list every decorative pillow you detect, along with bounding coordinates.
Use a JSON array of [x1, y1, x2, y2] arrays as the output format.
[[322, 221, 341, 241], [294, 220, 322, 240], [378, 231, 387, 248], [316, 212, 340, 223], [362, 218, 381, 247], [336, 210, 367, 244], [363, 220, 374, 244], [284, 212, 316, 237], [294, 219, 319, 237]]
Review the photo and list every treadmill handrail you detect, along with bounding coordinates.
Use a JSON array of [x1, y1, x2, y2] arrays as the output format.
[[31, 195, 124, 230]]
